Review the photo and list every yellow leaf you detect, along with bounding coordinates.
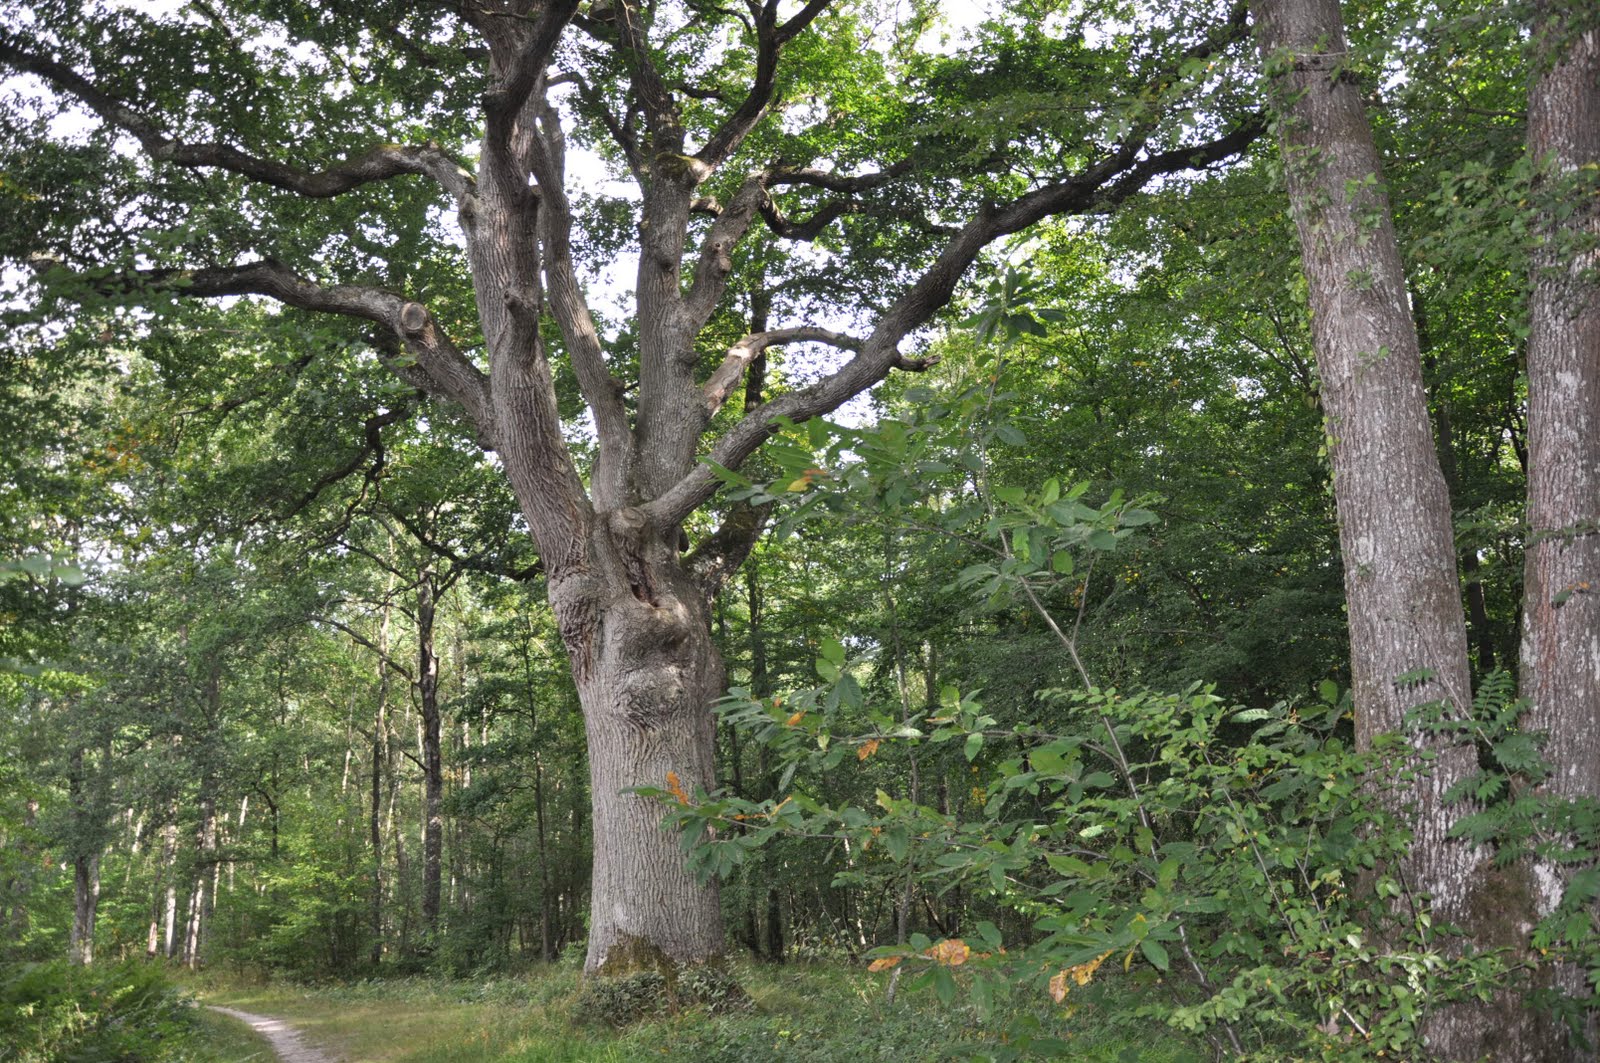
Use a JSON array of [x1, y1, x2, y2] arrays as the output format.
[[1076, 952, 1110, 986], [1051, 951, 1111, 1004], [665, 771, 688, 804], [924, 939, 971, 966], [857, 738, 881, 761], [868, 956, 901, 972], [787, 711, 805, 727]]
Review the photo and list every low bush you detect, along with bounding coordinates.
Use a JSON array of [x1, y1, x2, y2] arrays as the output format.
[[0, 960, 202, 1063]]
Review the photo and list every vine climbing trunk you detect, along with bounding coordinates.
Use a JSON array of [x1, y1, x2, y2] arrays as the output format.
[[1253, 0, 1528, 1055]]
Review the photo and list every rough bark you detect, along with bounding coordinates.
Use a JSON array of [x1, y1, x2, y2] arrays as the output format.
[[1522, 4, 1600, 1053], [69, 851, 99, 967], [555, 516, 726, 974], [66, 745, 100, 966], [1254, 0, 1516, 1056]]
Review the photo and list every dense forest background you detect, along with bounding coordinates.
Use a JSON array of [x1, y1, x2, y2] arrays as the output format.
[[0, 0, 1593, 1059]]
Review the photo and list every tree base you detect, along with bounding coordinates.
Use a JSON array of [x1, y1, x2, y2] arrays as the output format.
[[575, 940, 749, 1025]]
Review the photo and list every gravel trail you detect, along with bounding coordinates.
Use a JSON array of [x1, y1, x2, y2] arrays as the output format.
[[207, 1006, 341, 1063]]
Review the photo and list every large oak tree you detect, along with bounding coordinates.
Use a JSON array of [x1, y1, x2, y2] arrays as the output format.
[[0, 0, 1260, 973]]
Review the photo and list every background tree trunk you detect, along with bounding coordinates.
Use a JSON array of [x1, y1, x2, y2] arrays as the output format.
[[69, 851, 98, 966], [1522, 4, 1600, 1053], [370, 599, 392, 967], [1253, 0, 1521, 1055], [182, 786, 216, 969], [417, 568, 444, 943]]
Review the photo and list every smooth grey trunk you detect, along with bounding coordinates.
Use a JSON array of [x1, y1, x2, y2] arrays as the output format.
[[1253, 0, 1512, 1056], [162, 816, 179, 958], [1522, 5, 1600, 1055], [148, 807, 178, 959]]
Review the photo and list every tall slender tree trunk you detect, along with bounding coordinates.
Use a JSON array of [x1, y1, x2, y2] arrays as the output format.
[[161, 815, 180, 958], [1522, 5, 1600, 1054], [66, 745, 99, 966], [370, 599, 392, 966], [148, 803, 178, 959], [69, 852, 99, 967], [182, 786, 217, 969], [416, 568, 444, 943], [1253, 0, 1521, 1055]]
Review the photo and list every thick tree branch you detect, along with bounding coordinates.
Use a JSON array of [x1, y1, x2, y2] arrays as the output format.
[[0, 34, 474, 201], [486, 1, 581, 124], [528, 94, 635, 506], [752, 161, 919, 240], [695, 0, 835, 173], [609, 0, 684, 152], [685, 500, 772, 600], [279, 400, 418, 522], [766, 159, 915, 193], [701, 327, 863, 417], [683, 171, 770, 328], [99, 261, 493, 439], [385, 508, 543, 582], [644, 117, 1265, 527], [759, 197, 854, 240]]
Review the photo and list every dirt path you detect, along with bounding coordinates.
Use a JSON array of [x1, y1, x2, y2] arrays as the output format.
[[207, 1006, 341, 1063]]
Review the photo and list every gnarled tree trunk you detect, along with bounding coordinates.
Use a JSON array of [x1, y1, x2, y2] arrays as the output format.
[[551, 516, 725, 974]]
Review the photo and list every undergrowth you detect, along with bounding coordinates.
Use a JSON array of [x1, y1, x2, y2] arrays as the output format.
[[187, 960, 1197, 1062]]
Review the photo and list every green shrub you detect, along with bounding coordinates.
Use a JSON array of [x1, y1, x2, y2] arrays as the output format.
[[653, 675, 1578, 1060], [0, 960, 201, 1063]]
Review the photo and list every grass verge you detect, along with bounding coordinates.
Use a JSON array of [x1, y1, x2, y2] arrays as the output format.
[[186, 961, 1202, 1062]]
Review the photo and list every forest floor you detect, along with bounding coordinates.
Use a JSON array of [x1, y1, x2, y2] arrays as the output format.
[[185, 961, 1198, 1062]]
